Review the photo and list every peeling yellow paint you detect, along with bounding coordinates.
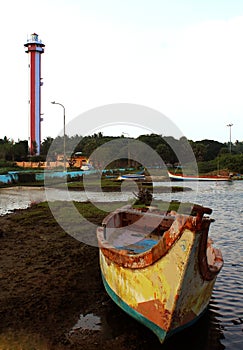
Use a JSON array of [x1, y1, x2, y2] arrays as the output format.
[[100, 229, 197, 321], [98, 206, 223, 342]]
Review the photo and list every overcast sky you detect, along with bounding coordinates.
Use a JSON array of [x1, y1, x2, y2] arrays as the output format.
[[1, 0, 243, 144]]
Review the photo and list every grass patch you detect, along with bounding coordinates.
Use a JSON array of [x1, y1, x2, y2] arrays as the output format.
[[133, 200, 194, 214]]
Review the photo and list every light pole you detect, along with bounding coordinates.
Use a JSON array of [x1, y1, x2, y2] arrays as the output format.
[[227, 123, 233, 154], [122, 132, 130, 168], [51, 101, 66, 171]]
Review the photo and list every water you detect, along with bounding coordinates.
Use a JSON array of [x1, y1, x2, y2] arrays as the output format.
[[0, 182, 242, 349], [70, 313, 101, 332], [154, 181, 243, 349], [0, 186, 133, 216]]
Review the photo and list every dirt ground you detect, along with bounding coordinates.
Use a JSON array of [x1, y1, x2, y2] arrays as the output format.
[[0, 202, 211, 350], [0, 203, 167, 350]]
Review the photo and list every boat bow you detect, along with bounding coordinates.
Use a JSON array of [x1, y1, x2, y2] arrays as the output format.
[[97, 205, 223, 343]]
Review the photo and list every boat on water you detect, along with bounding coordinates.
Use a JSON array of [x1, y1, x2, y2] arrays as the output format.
[[116, 173, 146, 181], [97, 204, 223, 344], [168, 171, 232, 182]]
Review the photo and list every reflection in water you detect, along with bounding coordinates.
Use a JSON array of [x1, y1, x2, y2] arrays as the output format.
[[0, 187, 134, 216], [70, 313, 101, 332], [161, 309, 226, 350], [0, 187, 46, 215], [69, 301, 227, 350]]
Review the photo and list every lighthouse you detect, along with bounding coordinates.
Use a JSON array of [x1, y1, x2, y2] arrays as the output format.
[[24, 33, 45, 155]]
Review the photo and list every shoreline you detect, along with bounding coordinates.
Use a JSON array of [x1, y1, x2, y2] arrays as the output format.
[[0, 201, 196, 349], [0, 184, 192, 217], [0, 202, 161, 349], [0, 181, 192, 193]]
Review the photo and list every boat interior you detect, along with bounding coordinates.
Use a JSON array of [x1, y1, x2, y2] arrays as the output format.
[[98, 205, 223, 277], [101, 208, 176, 253]]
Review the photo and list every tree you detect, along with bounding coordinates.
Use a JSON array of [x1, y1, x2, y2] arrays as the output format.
[[41, 137, 54, 156], [193, 140, 224, 161], [137, 134, 163, 150], [13, 141, 28, 160], [191, 142, 207, 161], [0, 137, 9, 160], [156, 144, 172, 164]]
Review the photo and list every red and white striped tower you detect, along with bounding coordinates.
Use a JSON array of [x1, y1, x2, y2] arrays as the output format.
[[24, 33, 45, 155]]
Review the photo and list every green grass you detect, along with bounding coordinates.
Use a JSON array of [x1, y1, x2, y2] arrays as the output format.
[[133, 200, 194, 213], [14, 200, 196, 230]]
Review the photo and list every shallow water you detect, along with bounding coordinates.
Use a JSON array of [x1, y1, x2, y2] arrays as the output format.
[[0, 186, 134, 216], [70, 313, 101, 332], [0, 182, 242, 349], [155, 181, 243, 349]]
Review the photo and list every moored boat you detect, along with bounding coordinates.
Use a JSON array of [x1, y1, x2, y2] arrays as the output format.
[[168, 171, 232, 182], [97, 204, 223, 344], [117, 173, 146, 181]]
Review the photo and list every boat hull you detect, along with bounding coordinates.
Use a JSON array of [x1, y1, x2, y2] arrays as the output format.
[[168, 171, 231, 181], [117, 174, 146, 181], [100, 270, 207, 342], [99, 226, 219, 343]]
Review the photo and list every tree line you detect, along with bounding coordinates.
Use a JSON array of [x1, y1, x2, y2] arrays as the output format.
[[0, 133, 243, 173]]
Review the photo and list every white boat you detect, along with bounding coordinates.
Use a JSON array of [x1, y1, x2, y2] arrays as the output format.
[[168, 171, 232, 182], [117, 174, 146, 181]]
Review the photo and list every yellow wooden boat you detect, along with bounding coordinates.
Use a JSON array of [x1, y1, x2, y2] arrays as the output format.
[[97, 204, 223, 344]]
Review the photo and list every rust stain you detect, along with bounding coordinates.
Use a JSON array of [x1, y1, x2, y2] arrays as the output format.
[[99, 214, 201, 269], [135, 299, 172, 331], [98, 206, 223, 279], [97, 205, 224, 343], [198, 223, 224, 281], [173, 309, 197, 328]]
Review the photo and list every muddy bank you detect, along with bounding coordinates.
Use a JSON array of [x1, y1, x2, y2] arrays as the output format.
[[0, 203, 159, 349], [0, 202, 208, 350]]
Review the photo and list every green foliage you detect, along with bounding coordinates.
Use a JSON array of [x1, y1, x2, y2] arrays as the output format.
[[0, 161, 21, 174], [138, 134, 178, 164], [197, 153, 243, 174], [13, 140, 28, 160], [133, 188, 153, 206], [192, 139, 224, 161], [40, 137, 54, 156], [197, 160, 217, 174], [0, 132, 243, 174], [218, 154, 243, 173]]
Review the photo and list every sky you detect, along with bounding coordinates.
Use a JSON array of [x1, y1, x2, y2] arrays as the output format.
[[1, 0, 243, 144]]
